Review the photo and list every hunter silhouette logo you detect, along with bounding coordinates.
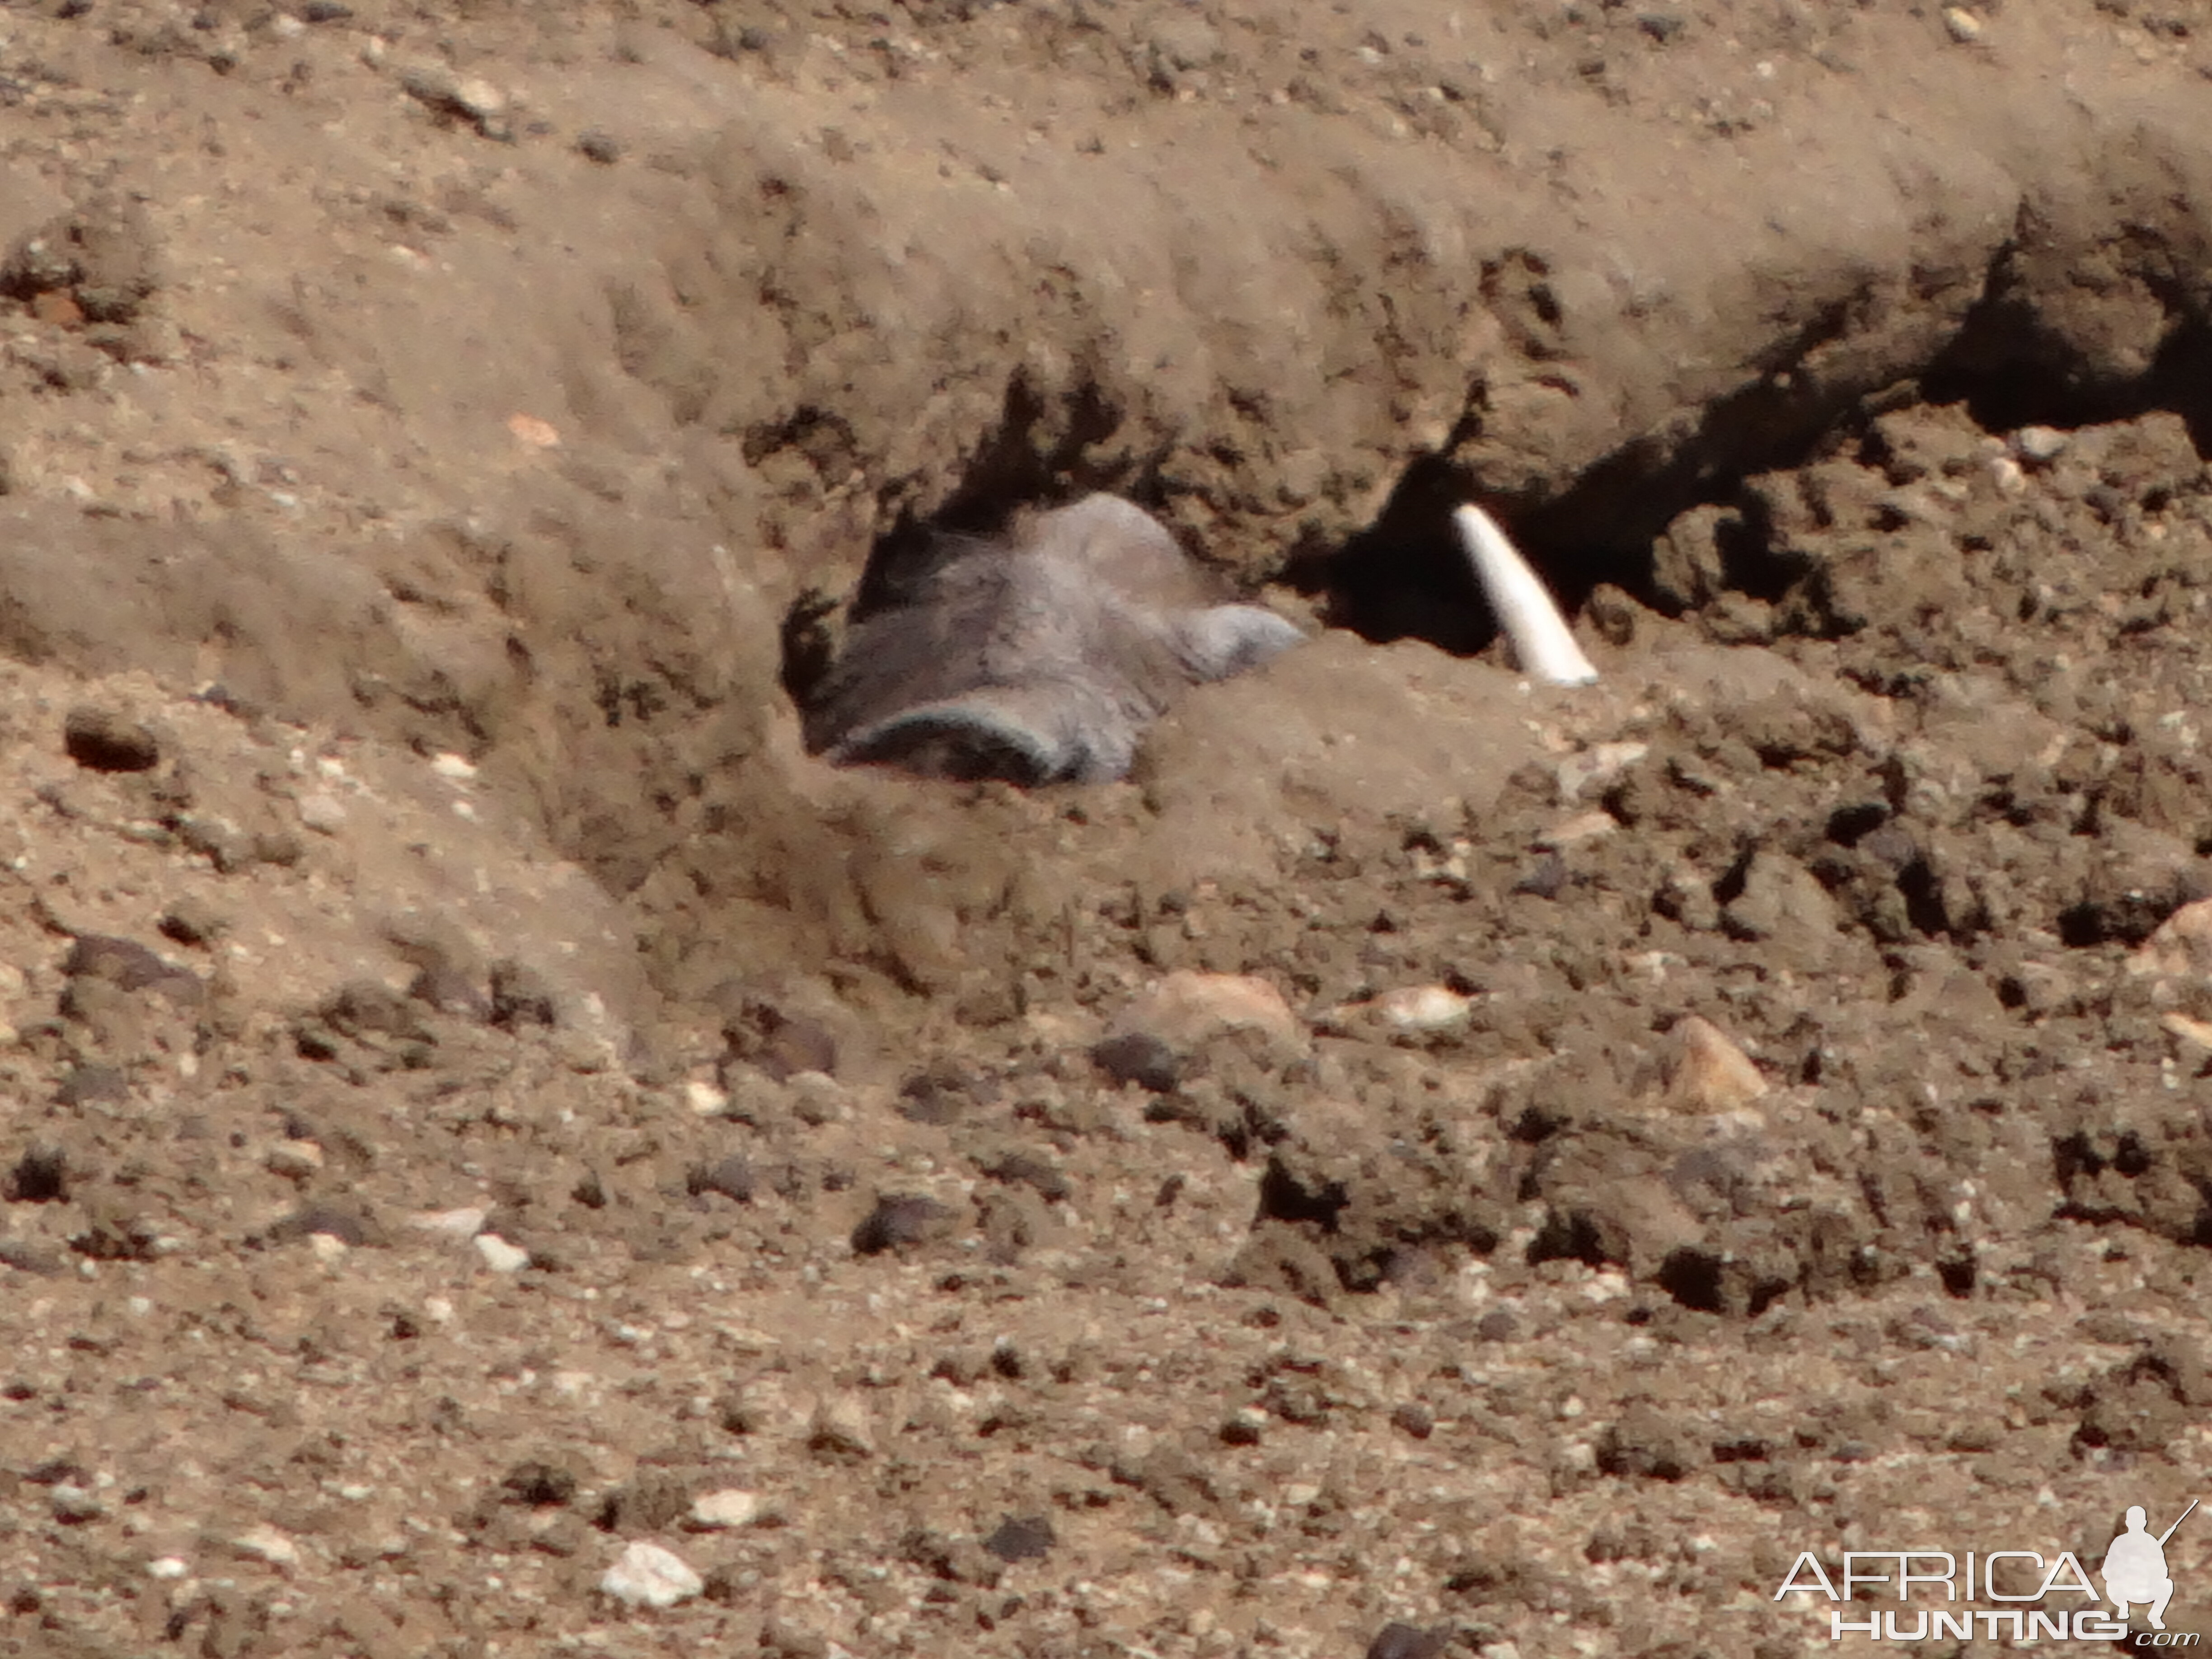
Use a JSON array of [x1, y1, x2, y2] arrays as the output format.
[[2105, 1501, 2195, 1632], [1772, 1495, 2206, 1642]]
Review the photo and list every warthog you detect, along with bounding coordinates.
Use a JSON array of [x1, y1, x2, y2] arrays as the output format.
[[802, 493, 1592, 786]]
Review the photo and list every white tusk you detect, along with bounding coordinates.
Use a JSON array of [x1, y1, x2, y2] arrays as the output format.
[[1452, 504, 1600, 687]]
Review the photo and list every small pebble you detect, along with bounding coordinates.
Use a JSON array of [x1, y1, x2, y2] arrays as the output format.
[[1148, 14, 1221, 71], [148, 1556, 189, 1579], [2162, 1012, 2212, 1050], [265, 1141, 324, 1181], [685, 1157, 755, 1204], [506, 412, 561, 449], [489, 960, 559, 1029], [298, 792, 347, 834], [397, 64, 511, 137], [1655, 1015, 1767, 1112], [408, 964, 487, 1018], [600, 1540, 703, 1608], [273, 1204, 372, 1247], [159, 898, 226, 947], [850, 1194, 953, 1256], [63, 705, 162, 773], [50, 1482, 104, 1522], [1368, 1625, 1450, 1659], [2011, 424, 2068, 462], [1391, 1402, 1436, 1440], [501, 1461, 578, 1507], [430, 750, 478, 779], [1220, 1406, 1266, 1445], [1091, 1031, 1181, 1093], [983, 1514, 1056, 1562], [451, 76, 506, 120], [474, 1232, 530, 1273], [788, 1072, 847, 1125], [1942, 6, 1982, 42], [576, 128, 622, 164], [410, 1205, 488, 1239], [687, 1489, 761, 1530], [31, 289, 83, 328], [1537, 810, 1617, 849], [56, 1064, 130, 1106], [232, 1523, 301, 1568], [1111, 970, 1303, 1054], [66, 934, 198, 997], [808, 1393, 876, 1459], [1373, 984, 1473, 1035]]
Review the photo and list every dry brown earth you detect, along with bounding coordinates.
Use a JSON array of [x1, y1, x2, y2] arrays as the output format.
[[6, 1, 2212, 1655]]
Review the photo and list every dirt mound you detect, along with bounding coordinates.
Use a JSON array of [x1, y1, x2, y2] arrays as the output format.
[[5, 1, 2212, 1655]]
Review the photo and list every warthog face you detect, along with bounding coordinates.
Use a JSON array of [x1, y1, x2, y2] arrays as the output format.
[[801, 493, 1592, 786], [803, 494, 1306, 785]]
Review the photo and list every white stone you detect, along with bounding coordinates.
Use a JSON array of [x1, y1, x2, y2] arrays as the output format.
[[2132, 898, 2212, 982], [148, 1556, 189, 1579], [1373, 984, 1474, 1034], [1654, 1015, 1768, 1112], [431, 751, 478, 780], [451, 76, 506, 118], [809, 1393, 876, 1458], [687, 1489, 761, 1530], [2163, 1012, 2212, 1050], [474, 1233, 530, 1273], [232, 1523, 300, 1568], [51, 1483, 104, 1521], [600, 1540, 703, 1608], [410, 1205, 488, 1239]]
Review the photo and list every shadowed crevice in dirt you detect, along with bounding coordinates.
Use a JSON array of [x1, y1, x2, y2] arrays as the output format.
[[850, 372, 1150, 619], [1307, 295, 2212, 660], [1286, 455, 1500, 656]]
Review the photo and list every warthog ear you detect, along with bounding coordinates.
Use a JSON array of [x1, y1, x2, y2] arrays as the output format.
[[1175, 604, 1306, 682], [824, 687, 1136, 787]]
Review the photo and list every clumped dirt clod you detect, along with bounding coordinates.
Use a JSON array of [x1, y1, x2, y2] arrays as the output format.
[[60, 704, 161, 773]]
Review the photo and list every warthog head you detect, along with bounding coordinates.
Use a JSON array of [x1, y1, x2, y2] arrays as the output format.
[[802, 494, 1305, 785]]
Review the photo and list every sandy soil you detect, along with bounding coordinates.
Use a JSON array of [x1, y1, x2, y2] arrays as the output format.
[[5, 1, 2212, 1654]]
